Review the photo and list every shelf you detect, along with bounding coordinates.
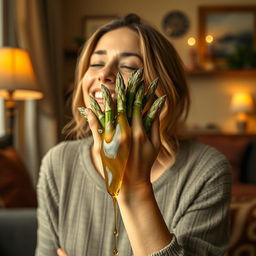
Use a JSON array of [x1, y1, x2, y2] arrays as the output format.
[[187, 69, 256, 77]]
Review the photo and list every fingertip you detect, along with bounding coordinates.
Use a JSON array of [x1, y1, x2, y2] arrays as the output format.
[[57, 248, 64, 256]]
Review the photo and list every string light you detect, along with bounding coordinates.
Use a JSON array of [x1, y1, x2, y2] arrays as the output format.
[[205, 35, 213, 44], [187, 37, 196, 46]]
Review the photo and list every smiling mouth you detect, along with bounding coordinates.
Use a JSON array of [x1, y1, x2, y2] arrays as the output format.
[[92, 90, 116, 104]]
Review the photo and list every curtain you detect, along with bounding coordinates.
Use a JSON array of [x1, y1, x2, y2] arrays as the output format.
[[15, 0, 64, 185]]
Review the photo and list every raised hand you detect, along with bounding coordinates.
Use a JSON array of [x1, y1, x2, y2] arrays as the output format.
[[78, 69, 166, 198]]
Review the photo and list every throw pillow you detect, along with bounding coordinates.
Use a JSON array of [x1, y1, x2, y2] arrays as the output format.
[[196, 135, 252, 183], [0, 147, 37, 208], [227, 184, 256, 256]]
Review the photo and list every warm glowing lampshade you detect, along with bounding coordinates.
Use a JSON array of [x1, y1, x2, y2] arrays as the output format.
[[230, 92, 254, 114], [0, 47, 43, 100]]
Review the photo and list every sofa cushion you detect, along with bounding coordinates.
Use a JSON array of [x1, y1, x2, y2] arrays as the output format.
[[0, 147, 37, 208], [196, 134, 253, 183], [228, 184, 256, 255], [0, 209, 37, 256], [242, 140, 256, 184]]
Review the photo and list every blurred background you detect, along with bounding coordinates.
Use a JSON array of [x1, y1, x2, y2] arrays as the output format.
[[0, 1, 256, 255], [0, 0, 256, 187], [0, 0, 256, 183]]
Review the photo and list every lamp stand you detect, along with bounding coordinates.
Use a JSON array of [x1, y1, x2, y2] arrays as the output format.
[[236, 112, 248, 134], [236, 120, 247, 133], [5, 90, 15, 145]]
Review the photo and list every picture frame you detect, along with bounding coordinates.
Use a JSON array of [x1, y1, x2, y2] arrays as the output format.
[[198, 6, 256, 70], [82, 15, 118, 39]]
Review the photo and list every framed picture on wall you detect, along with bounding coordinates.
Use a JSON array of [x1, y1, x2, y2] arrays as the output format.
[[82, 15, 118, 39], [198, 6, 256, 70]]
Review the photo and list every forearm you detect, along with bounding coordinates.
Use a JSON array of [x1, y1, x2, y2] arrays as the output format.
[[118, 183, 173, 256]]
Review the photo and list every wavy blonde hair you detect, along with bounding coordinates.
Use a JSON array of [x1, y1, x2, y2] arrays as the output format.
[[63, 14, 190, 165]]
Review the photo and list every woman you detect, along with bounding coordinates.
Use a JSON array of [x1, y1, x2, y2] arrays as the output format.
[[36, 14, 231, 256]]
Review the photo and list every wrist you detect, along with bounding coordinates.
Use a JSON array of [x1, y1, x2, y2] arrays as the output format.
[[117, 181, 154, 207]]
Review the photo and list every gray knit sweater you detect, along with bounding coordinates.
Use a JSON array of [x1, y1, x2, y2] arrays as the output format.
[[35, 137, 231, 256]]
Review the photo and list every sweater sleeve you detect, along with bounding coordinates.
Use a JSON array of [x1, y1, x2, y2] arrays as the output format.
[[35, 149, 60, 256], [151, 148, 232, 256]]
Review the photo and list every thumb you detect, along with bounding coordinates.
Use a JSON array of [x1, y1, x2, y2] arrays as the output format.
[[86, 108, 102, 150], [57, 248, 68, 256]]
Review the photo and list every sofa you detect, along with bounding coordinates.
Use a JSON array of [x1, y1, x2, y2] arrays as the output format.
[[195, 133, 256, 255], [0, 134, 37, 256], [0, 209, 37, 256], [0, 133, 256, 256]]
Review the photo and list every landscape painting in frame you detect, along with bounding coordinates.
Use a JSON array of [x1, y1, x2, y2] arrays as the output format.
[[199, 6, 256, 70], [82, 15, 117, 39]]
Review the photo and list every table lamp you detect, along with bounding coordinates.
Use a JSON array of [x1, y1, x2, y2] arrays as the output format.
[[0, 47, 43, 145], [230, 92, 254, 133]]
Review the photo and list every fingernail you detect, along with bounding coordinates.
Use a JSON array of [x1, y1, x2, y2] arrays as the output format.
[[97, 128, 103, 134]]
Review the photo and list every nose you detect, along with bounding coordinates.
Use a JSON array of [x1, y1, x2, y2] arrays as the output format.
[[98, 66, 116, 85]]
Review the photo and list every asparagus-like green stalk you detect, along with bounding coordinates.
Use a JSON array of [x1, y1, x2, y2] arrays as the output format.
[[142, 77, 159, 108], [126, 68, 144, 123], [133, 83, 144, 110], [132, 83, 144, 121], [143, 95, 167, 132], [101, 84, 114, 123], [77, 107, 88, 120], [89, 96, 105, 128], [101, 84, 115, 141], [115, 73, 126, 114]]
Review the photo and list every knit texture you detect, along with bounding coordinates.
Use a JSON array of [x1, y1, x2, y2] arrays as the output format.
[[35, 137, 231, 256]]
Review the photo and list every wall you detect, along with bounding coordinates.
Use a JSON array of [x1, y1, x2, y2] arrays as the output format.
[[62, 0, 256, 133]]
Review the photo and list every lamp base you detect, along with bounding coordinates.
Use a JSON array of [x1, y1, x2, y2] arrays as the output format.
[[236, 120, 247, 133]]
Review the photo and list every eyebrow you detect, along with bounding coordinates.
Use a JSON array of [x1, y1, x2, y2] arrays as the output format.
[[93, 50, 142, 61]]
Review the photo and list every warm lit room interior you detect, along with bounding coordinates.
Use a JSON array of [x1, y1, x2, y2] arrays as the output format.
[[0, 0, 256, 255]]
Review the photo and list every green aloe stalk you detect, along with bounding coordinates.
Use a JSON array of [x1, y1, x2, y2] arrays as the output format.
[[126, 68, 144, 123], [115, 73, 126, 114], [143, 95, 167, 132], [89, 96, 105, 128]]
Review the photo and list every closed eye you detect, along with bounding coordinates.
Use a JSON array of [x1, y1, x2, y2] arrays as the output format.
[[90, 64, 104, 67], [120, 65, 137, 71]]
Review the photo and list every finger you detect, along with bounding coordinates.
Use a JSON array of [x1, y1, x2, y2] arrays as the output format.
[[150, 115, 161, 151], [143, 95, 166, 133], [132, 105, 144, 134], [132, 83, 144, 133], [86, 108, 102, 146], [142, 77, 159, 108], [57, 248, 67, 256], [126, 68, 143, 123], [89, 96, 105, 128]]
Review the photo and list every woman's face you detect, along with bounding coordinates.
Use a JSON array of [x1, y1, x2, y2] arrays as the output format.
[[82, 27, 143, 110]]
